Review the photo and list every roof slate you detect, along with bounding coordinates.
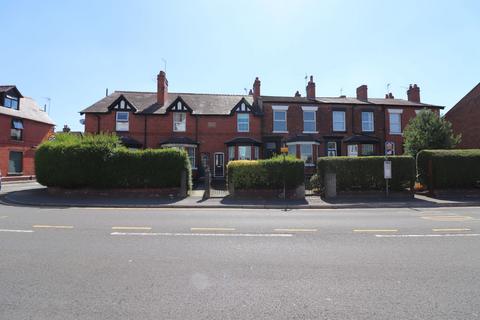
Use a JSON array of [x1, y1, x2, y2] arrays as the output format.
[[0, 96, 55, 125]]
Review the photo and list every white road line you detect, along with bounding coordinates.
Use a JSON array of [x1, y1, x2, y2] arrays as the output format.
[[274, 228, 317, 232], [190, 227, 236, 232], [0, 216, 8, 219], [0, 229, 34, 233], [33, 225, 74, 229], [353, 229, 398, 233], [376, 233, 480, 238], [112, 226, 152, 231], [432, 228, 471, 232], [111, 232, 293, 237]]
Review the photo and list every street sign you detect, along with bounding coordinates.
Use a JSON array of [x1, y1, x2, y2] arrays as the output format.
[[280, 147, 289, 154], [385, 141, 395, 155], [384, 160, 392, 179]]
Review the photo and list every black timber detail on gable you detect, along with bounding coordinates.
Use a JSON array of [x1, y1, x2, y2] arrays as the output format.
[[108, 95, 137, 112], [167, 97, 192, 113], [231, 98, 254, 114]]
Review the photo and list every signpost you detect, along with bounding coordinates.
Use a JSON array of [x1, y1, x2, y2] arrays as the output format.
[[384, 160, 392, 197]]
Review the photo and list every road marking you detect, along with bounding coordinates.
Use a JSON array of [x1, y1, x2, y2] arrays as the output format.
[[376, 233, 480, 238], [421, 215, 473, 222], [0, 229, 34, 233], [0, 216, 8, 219], [190, 227, 236, 232], [353, 229, 398, 233], [432, 228, 471, 232], [112, 226, 152, 231], [32, 225, 74, 229], [111, 232, 293, 238], [274, 228, 317, 232]]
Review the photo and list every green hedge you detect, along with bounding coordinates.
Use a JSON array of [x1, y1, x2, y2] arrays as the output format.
[[317, 156, 415, 191], [227, 156, 305, 189], [417, 149, 480, 189], [35, 133, 191, 189]]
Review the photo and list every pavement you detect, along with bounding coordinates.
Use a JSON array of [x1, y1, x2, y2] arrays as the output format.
[[2, 181, 480, 209], [1, 203, 479, 319]]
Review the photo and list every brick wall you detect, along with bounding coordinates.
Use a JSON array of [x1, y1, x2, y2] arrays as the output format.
[[0, 114, 53, 176]]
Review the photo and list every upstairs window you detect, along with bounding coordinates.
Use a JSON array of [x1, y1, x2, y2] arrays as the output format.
[[362, 111, 374, 132], [273, 110, 287, 132], [237, 113, 249, 132], [4, 95, 19, 110], [332, 111, 346, 132], [11, 119, 24, 140], [389, 113, 402, 134], [116, 112, 129, 131], [303, 110, 316, 132], [173, 113, 186, 132]]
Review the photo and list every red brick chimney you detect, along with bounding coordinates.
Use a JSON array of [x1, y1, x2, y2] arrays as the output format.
[[306, 75, 316, 99], [407, 84, 420, 103], [356, 85, 368, 101], [157, 71, 168, 106], [252, 77, 261, 99]]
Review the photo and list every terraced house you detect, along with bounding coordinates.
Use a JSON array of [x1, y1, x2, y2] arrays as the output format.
[[81, 71, 443, 178], [0, 86, 54, 179]]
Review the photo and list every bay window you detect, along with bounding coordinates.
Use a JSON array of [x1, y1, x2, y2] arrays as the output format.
[[327, 141, 338, 157], [362, 144, 374, 156], [238, 146, 251, 160], [228, 146, 235, 161], [300, 144, 314, 165]]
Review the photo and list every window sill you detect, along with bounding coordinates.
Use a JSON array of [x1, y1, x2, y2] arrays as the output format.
[[273, 131, 288, 134], [302, 131, 318, 134], [362, 130, 374, 133], [173, 130, 186, 133], [7, 172, 23, 176], [389, 132, 402, 135], [237, 130, 250, 133]]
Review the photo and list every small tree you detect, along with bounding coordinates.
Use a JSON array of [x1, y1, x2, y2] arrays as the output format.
[[403, 109, 461, 157]]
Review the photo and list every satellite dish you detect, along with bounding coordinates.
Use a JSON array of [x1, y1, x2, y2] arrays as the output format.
[[79, 119, 85, 125]]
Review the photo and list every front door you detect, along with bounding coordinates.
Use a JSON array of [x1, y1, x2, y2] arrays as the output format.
[[214, 152, 224, 178]]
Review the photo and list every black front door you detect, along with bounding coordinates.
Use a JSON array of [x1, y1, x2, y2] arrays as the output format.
[[214, 153, 224, 178]]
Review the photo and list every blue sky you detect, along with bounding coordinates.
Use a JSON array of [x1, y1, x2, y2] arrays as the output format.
[[1, 0, 479, 131]]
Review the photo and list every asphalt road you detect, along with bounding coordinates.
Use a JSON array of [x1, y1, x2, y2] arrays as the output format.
[[1, 186, 479, 319]]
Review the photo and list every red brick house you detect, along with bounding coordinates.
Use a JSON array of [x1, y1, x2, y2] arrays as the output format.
[[0, 86, 55, 179], [81, 71, 443, 179], [444, 83, 480, 148]]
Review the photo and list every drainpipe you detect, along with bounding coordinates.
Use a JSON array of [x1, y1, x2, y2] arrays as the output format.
[[95, 114, 101, 134]]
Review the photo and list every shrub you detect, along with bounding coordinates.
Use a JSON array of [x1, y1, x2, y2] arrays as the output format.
[[316, 156, 415, 191], [227, 156, 304, 189], [416, 149, 480, 189], [35, 133, 191, 189]]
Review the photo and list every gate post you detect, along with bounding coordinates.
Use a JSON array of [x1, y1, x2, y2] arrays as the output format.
[[203, 166, 211, 200], [180, 170, 187, 198]]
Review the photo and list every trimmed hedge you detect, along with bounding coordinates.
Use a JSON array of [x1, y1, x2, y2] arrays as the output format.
[[417, 149, 480, 189], [227, 156, 305, 189], [317, 156, 415, 191], [35, 133, 191, 189]]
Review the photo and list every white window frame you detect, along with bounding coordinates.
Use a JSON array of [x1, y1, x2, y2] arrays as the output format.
[[116, 111, 129, 131], [300, 144, 314, 166], [388, 109, 403, 134], [272, 105, 288, 133], [361, 111, 374, 132], [348, 144, 358, 157], [237, 113, 249, 132], [173, 112, 186, 132], [228, 146, 235, 161], [186, 146, 196, 169], [254, 146, 259, 160], [238, 146, 251, 160], [302, 106, 318, 133], [332, 111, 346, 132], [327, 141, 337, 157], [362, 144, 374, 156]]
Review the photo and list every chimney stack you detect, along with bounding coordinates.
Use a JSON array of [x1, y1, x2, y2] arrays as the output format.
[[407, 84, 420, 103], [306, 75, 316, 99], [294, 90, 301, 97], [157, 71, 168, 106], [252, 77, 261, 99], [356, 85, 368, 101]]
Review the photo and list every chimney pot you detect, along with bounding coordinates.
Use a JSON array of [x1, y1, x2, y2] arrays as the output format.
[[407, 83, 421, 103], [294, 90, 301, 97], [306, 75, 316, 99], [157, 71, 168, 106], [356, 85, 368, 101], [253, 77, 261, 100]]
